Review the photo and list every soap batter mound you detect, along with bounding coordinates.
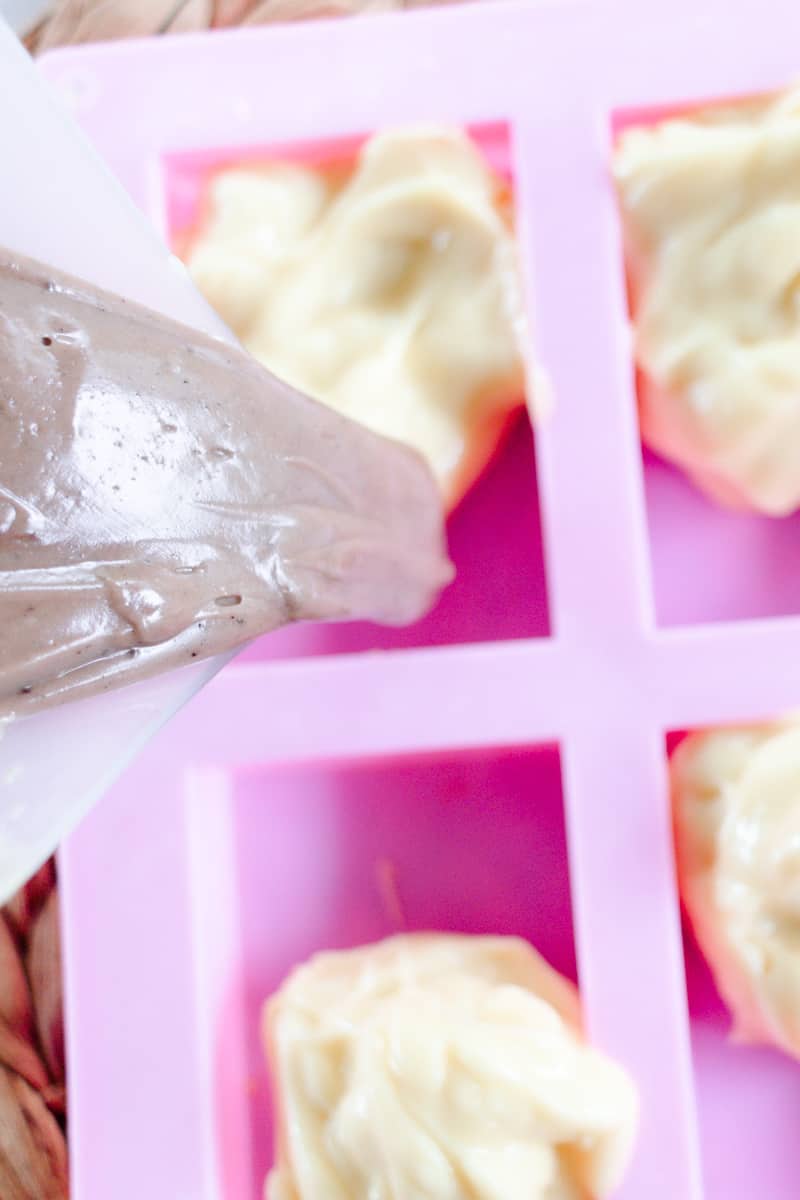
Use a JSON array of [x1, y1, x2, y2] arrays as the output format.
[[182, 127, 528, 506], [264, 934, 638, 1200], [673, 719, 800, 1057], [615, 90, 800, 515]]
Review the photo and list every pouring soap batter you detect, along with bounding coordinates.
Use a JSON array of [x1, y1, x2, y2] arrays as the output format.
[[0, 249, 452, 719]]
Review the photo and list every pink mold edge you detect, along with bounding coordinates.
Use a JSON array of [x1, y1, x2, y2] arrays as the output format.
[[35, 2, 800, 1198]]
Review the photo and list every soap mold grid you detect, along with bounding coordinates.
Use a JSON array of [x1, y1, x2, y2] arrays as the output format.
[[38, 1, 800, 1197]]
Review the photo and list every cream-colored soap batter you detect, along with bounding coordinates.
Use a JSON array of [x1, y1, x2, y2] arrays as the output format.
[[264, 934, 638, 1200], [184, 128, 527, 504], [615, 90, 800, 515], [673, 718, 800, 1056]]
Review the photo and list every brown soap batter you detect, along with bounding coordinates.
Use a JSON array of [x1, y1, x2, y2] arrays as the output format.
[[0, 249, 452, 718]]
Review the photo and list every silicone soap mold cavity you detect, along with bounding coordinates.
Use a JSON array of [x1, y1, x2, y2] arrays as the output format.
[[38, 2, 800, 1199], [186, 745, 574, 1199], [165, 124, 548, 659], [684, 906, 800, 1199], [244, 413, 549, 656], [614, 104, 800, 630], [665, 726, 800, 1200]]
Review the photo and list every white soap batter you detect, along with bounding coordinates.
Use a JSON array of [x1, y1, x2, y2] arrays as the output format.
[[615, 90, 800, 515], [673, 718, 800, 1056], [184, 127, 527, 504], [264, 934, 638, 1200]]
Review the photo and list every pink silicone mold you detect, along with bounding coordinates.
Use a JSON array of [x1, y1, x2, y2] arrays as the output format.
[[37, 2, 800, 1198]]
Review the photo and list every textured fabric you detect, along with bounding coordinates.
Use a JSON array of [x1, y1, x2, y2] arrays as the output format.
[[25, 0, 468, 49], [0, 865, 66, 1199]]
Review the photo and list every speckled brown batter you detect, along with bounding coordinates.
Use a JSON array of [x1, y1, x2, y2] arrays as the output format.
[[0, 249, 451, 717]]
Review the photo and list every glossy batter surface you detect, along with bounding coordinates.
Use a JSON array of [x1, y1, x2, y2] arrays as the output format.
[[0, 250, 451, 718]]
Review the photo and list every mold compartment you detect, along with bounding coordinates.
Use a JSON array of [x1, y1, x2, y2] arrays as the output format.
[[684, 923, 800, 1199], [644, 447, 800, 629], [613, 101, 800, 630], [162, 126, 549, 659], [185, 742, 573, 1200], [666, 731, 800, 1199]]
